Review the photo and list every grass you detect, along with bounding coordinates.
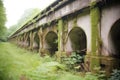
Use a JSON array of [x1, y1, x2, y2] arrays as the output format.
[[0, 42, 100, 80]]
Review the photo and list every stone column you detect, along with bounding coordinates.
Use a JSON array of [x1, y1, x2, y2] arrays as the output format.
[[24, 33, 28, 48], [17, 36, 20, 45], [56, 19, 65, 62], [23, 33, 26, 47], [29, 32, 36, 50], [58, 19, 64, 51], [19, 35, 22, 46], [38, 28, 43, 55], [88, 0, 101, 71]]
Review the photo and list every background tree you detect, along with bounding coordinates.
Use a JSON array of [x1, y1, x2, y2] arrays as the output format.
[[8, 8, 40, 37], [0, 0, 7, 41]]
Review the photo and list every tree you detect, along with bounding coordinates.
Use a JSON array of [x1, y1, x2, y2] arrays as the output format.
[[8, 8, 40, 37], [0, 0, 7, 41]]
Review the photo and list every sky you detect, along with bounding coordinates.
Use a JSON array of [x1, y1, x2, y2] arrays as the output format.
[[3, 0, 56, 28]]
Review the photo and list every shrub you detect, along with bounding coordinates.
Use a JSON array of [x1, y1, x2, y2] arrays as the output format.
[[109, 69, 120, 80], [63, 52, 84, 70]]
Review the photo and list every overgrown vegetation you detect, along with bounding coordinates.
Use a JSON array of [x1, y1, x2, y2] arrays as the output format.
[[109, 69, 120, 80], [63, 52, 85, 71], [90, 0, 100, 70], [0, 42, 107, 80]]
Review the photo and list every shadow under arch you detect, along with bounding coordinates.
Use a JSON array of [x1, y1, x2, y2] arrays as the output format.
[[45, 31, 58, 56], [108, 19, 120, 58], [34, 32, 40, 51], [26, 33, 30, 47], [68, 27, 87, 55]]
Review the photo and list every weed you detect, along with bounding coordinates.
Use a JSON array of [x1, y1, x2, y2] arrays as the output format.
[[0, 42, 106, 80]]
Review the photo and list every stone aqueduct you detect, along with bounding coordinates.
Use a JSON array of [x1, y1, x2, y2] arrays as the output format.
[[9, 0, 120, 73]]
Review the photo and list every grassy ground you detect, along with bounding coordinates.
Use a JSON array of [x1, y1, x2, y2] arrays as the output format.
[[0, 42, 99, 80]]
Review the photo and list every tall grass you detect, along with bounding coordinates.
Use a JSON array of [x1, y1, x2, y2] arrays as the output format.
[[0, 42, 99, 80]]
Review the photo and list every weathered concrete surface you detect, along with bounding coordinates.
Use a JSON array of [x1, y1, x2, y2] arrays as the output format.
[[101, 4, 120, 56], [65, 13, 91, 53], [9, 0, 120, 75]]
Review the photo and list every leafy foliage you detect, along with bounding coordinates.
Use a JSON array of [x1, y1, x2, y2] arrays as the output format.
[[84, 70, 107, 80], [0, 42, 82, 80], [63, 52, 84, 70], [109, 69, 120, 80], [0, 42, 107, 80]]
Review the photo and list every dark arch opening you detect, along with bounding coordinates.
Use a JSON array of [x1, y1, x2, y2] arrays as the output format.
[[109, 19, 120, 58], [45, 31, 58, 56], [34, 32, 39, 51], [68, 27, 87, 56], [27, 34, 30, 47]]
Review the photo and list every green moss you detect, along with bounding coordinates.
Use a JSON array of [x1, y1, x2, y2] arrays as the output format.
[[90, 1, 100, 55], [58, 19, 63, 32], [58, 19, 63, 51], [73, 18, 77, 28], [33, 23, 36, 28], [90, 0, 100, 70], [45, 12, 49, 16], [63, 20, 68, 32], [63, 21, 68, 45], [29, 32, 34, 50], [90, 56, 100, 71], [47, 21, 51, 26], [32, 19, 36, 23], [36, 14, 41, 20], [51, 7, 55, 12]]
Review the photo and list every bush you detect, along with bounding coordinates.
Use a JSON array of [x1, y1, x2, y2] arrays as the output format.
[[109, 69, 120, 80], [63, 52, 84, 70]]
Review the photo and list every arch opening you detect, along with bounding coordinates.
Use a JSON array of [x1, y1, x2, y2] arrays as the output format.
[[108, 19, 120, 58], [26, 34, 30, 47], [45, 31, 58, 56], [33, 32, 40, 51], [68, 27, 87, 56]]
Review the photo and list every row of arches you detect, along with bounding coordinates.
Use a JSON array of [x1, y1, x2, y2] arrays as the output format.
[[13, 18, 120, 74], [44, 27, 87, 56], [18, 27, 87, 56], [16, 18, 120, 59]]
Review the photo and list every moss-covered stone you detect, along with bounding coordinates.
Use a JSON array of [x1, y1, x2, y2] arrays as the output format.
[[47, 21, 51, 26], [29, 32, 36, 50], [90, 0, 100, 70], [58, 19, 63, 51], [63, 20, 68, 45], [73, 17, 77, 28], [55, 51, 66, 62], [90, 1, 100, 55]]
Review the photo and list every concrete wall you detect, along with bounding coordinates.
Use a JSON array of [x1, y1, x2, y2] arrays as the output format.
[[101, 4, 120, 56], [65, 13, 91, 53], [8, 0, 120, 74], [77, 13, 91, 53]]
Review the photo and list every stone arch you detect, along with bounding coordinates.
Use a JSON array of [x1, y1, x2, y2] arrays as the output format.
[[108, 19, 120, 58], [68, 27, 87, 55], [33, 32, 40, 51], [26, 33, 30, 47], [45, 31, 58, 56]]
